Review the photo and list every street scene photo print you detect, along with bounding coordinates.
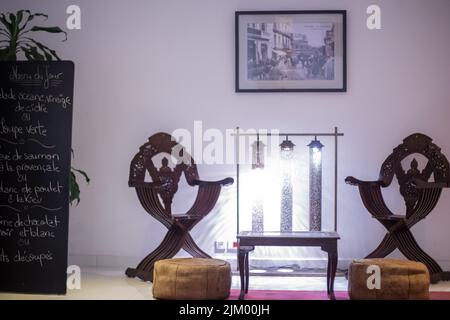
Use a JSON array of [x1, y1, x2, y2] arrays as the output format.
[[247, 22, 335, 81], [236, 11, 346, 92]]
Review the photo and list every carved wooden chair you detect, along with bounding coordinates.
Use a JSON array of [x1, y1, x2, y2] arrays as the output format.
[[126, 132, 233, 282], [346, 133, 450, 283]]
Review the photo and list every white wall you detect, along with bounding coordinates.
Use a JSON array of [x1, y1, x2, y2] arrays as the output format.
[[4, 0, 450, 268]]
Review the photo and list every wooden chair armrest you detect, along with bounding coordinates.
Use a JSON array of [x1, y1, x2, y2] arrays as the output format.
[[191, 177, 234, 187], [345, 176, 383, 187]]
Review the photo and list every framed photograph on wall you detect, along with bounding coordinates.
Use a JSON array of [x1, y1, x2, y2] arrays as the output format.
[[235, 10, 346, 92]]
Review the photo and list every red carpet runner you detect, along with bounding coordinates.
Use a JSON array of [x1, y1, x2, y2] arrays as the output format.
[[228, 289, 450, 300]]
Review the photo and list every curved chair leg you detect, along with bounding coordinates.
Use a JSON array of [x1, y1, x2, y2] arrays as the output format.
[[182, 233, 211, 258], [126, 226, 185, 282], [365, 233, 397, 259], [392, 228, 443, 279]]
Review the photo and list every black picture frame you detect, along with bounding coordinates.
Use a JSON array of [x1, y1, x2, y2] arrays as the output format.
[[235, 10, 347, 92]]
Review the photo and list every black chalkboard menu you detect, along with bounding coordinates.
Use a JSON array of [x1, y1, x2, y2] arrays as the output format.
[[0, 61, 74, 294]]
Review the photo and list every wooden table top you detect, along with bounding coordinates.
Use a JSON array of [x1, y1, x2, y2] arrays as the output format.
[[237, 231, 340, 240]]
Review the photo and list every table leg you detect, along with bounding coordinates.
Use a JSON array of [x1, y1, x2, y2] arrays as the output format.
[[322, 243, 338, 300], [326, 257, 331, 294], [245, 251, 250, 293], [327, 251, 338, 300], [238, 249, 246, 300]]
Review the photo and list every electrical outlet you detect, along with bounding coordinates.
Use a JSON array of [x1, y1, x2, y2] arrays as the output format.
[[226, 240, 238, 253], [214, 240, 226, 253]]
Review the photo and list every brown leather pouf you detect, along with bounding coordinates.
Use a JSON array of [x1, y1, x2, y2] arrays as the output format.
[[153, 258, 231, 300], [348, 259, 430, 300]]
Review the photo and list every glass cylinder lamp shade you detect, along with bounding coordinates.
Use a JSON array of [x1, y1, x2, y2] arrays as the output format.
[[251, 139, 265, 232], [251, 197, 264, 233], [252, 140, 265, 169], [280, 138, 295, 233], [308, 139, 324, 231]]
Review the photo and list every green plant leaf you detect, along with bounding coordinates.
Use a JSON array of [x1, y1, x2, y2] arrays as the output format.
[[69, 151, 90, 206], [0, 28, 11, 38], [20, 46, 33, 60], [37, 44, 53, 60], [19, 11, 47, 32], [69, 171, 81, 206], [16, 11, 23, 25], [9, 12, 19, 37], [9, 13, 16, 27], [0, 14, 12, 35], [14, 11, 25, 35], [22, 44, 45, 60], [24, 11, 47, 22], [24, 38, 60, 60], [26, 39, 53, 60], [72, 167, 91, 184], [30, 26, 67, 41]]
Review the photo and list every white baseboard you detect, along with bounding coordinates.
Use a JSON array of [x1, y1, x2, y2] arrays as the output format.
[[68, 255, 140, 269]]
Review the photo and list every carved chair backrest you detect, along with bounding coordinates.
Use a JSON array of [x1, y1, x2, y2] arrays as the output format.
[[129, 132, 199, 214], [378, 133, 450, 213]]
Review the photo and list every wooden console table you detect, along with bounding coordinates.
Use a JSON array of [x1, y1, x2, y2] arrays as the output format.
[[237, 231, 340, 300]]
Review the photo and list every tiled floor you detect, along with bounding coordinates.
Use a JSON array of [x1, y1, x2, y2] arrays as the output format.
[[0, 267, 448, 300]]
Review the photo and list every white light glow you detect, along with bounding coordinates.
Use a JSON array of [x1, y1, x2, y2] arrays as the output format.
[[312, 147, 322, 166], [277, 268, 294, 273], [251, 269, 267, 274], [240, 159, 284, 232], [239, 150, 313, 261]]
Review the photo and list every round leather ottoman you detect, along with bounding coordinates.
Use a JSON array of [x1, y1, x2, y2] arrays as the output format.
[[348, 259, 430, 300], [152, 258, 231, 300]]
